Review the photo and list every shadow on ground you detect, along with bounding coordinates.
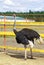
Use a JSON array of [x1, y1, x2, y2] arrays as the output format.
[[6, 52, 44, 60]]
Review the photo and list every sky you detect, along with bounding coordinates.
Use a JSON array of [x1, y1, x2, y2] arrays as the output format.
[[0, 0, 44, 12]]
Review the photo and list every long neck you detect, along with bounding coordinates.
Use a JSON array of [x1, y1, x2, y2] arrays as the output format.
[[13, 29, 17, 34]]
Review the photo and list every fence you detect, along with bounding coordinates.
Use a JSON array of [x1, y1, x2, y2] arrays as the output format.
[[0, 16, 44, 53]]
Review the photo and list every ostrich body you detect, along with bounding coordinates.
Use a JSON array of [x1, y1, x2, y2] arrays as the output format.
[[13, 28, 43, 59]]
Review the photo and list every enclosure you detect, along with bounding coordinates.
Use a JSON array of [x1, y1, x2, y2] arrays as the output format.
[[0, 16, 44, 65]]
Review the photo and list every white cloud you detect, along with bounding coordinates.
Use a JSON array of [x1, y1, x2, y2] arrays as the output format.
[[27, 0, 41, 2], [4, 0, 14, 5], [0, 0, 44, 12], [3, 5, 9, 9], [33, 7, 42, 11]]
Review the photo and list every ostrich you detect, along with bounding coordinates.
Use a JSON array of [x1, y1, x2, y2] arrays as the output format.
[[13, 28, 43, 60]]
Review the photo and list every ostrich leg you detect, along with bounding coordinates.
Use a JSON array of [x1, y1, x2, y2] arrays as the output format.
[[24, 45, 27, 60], [29, 40, 34, 59], [30, 47, 33, 59]]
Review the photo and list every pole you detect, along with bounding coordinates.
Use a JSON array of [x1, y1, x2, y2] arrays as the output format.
[[4, 15, 6, 51], [26, 18, 27, 22]]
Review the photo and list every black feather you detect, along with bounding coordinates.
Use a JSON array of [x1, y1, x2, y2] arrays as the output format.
[[13, 28, 40, 45]]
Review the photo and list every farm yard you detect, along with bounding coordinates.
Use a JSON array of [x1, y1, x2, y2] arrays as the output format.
[[0, 0, 44, 64]]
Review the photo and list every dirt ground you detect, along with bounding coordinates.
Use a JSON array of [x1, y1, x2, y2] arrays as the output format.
[[0, 51, 44, 65], [0, 37, 44, 65]]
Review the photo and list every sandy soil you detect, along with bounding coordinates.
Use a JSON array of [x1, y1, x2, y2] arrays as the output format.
[[0, 37, 44, 65], [0, 52, 44, 65]]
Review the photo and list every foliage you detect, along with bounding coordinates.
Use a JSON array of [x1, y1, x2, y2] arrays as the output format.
[[0, 10, 44, 22]]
